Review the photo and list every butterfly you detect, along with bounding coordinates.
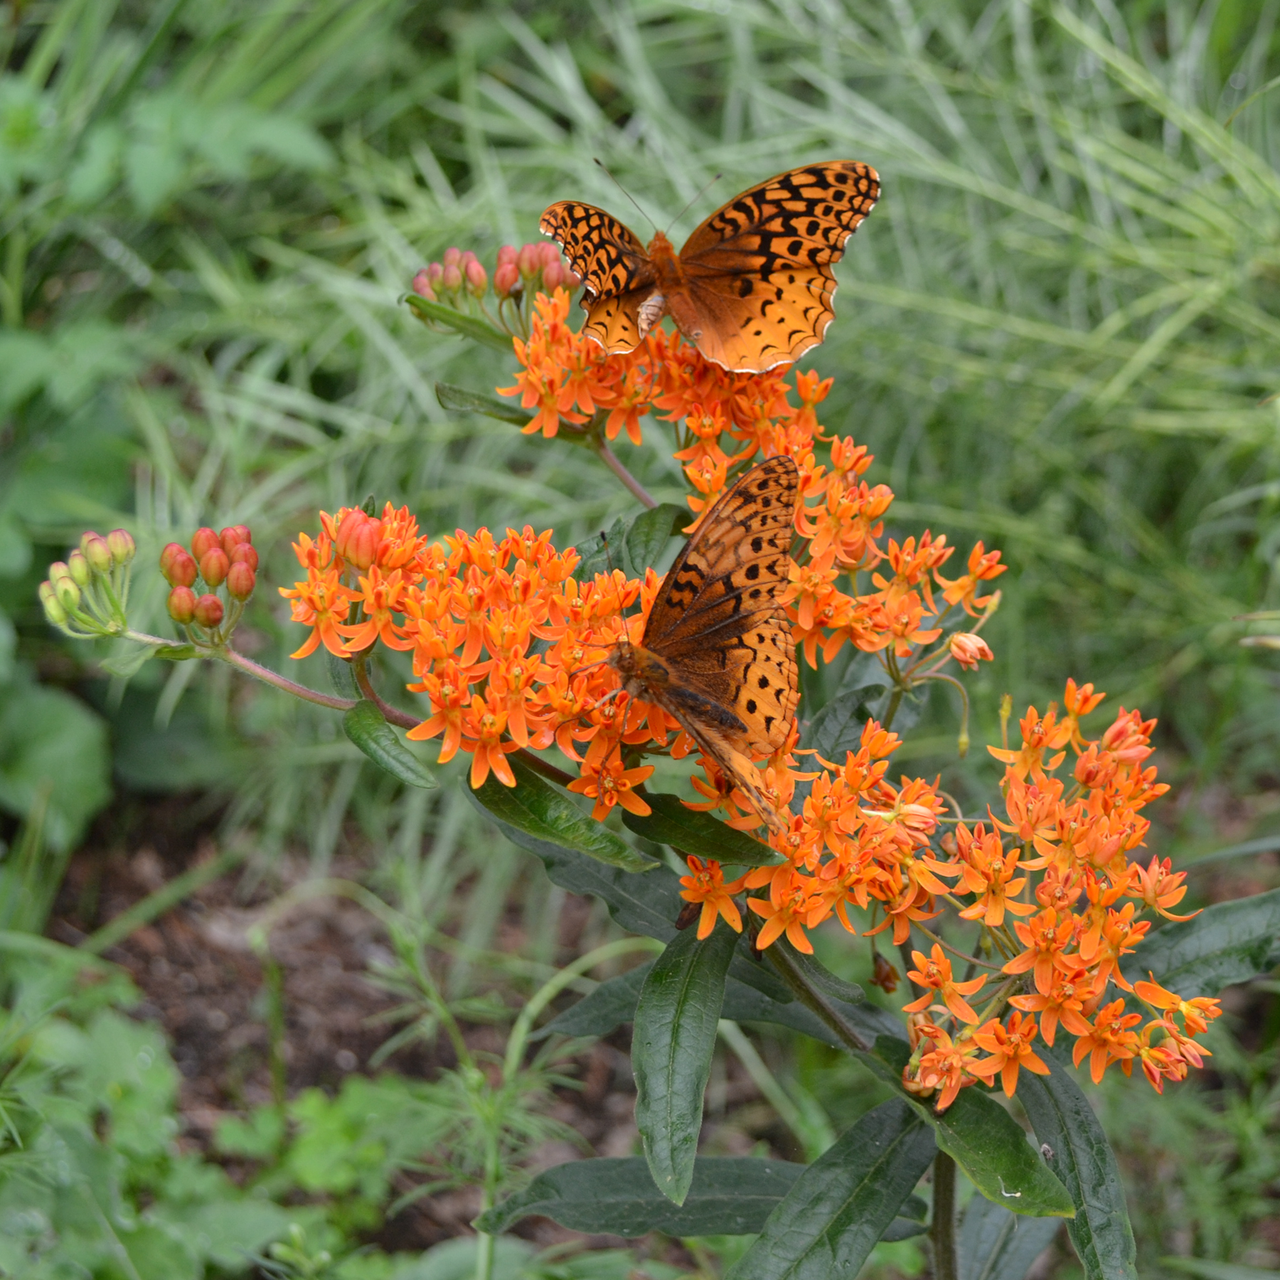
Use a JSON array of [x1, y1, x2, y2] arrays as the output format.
[[540, 162, 879, 373], [609, 455, 801, 834]]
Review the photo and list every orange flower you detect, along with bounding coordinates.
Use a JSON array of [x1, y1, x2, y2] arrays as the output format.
[[970, 1011, 1050, 1097], [566, 737, 654, 822], [907, 1022, 985, 1111], [679, 856, 746, 939], [902, 945, 989, 1024]]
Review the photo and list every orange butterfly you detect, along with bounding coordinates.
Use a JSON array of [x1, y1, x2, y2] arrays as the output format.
[[540, 162, 879, 373], [609, 455, 800, 834]]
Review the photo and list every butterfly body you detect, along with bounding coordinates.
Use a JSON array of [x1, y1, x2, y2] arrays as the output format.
[[608, 456, 802, 833], [541, 162, 880, 372]]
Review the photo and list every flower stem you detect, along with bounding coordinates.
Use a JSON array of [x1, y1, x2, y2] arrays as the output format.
[[766, 942, 875, 1055], [591, 435, 658, 509], [214, 645, 358, 712], [931, 1150, 958, 1280]]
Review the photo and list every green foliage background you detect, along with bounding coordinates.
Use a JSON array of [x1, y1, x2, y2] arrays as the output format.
[[0, 0, 1277, 1277]]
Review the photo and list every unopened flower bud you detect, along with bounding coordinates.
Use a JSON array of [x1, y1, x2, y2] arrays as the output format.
[[67, 549, 92, 587], [441, 263, 462, 292], [106, 528, 135, 565], [517, 243, 541, 277], [442, 246, 462, 267], [193, 593, 224, 628], [949, 632, 994, 670], [411, 269, 436, 301], [539, 241, 560, 267], [191, 527, 220, 560], [227, 561, 256, 601], [465, 258, 487, 296], [335, 509, 381, 570], [426, 262, 444, 290], [39, 581, 68, 626], [82, 532, 113, 574], [167, 585, 197, 624], [542, 260, 563, 291], [564, 268, 582, 290], [229, 542, 259, 571], [199, 546, 230, 587], [52, 570, 81, 611], [496, 244, 518, 267], [220, 525, 251, 554], [493, 262, 520, 299], [160, 543, 198, 587]]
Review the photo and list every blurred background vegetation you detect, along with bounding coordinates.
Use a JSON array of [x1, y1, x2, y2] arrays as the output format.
[[0, 0, 1278, 1277]]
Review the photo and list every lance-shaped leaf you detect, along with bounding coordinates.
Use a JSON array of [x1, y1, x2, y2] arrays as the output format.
[[623, 792, 780, 866], [471, 756, 656, 873], [727, 1099, 936, 1280], [871, 1041, 1074, 1219], [1122, 886, 1280, 998], [634, 924, 738, 1204], [574, 504, 686, 583], [405, 294, 511, 350], [342, 700, 436, 790], [958, 1195, 1063, 1280], [532, 962, 654, 1040], [477, 1156, 803, 1236], [435, 380, 533, 427], [464, 777, 681, 935], [1016, 1049, 1137, 1280]]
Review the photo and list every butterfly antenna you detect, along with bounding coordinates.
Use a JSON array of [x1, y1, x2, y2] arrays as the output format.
[[593, 158, 657, 234], [665, 172, 722, 235]]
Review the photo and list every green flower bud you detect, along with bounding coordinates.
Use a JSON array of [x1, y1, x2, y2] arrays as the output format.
[[82, 532, 113, 574], [106, 529, 136, 565], [39, 580, 68, 626], [67, 549, 92, 587], [54, 574, 81, 611]]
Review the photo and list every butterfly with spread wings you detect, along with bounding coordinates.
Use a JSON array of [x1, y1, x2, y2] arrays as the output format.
[[540, 162, 879, 374]]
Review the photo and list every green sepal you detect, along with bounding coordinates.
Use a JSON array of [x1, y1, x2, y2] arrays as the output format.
[[342, 699, 437, 790]]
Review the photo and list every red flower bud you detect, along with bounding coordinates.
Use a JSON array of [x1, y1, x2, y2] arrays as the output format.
[[564, 268, 582, 290], [426, 262, 444, 289], [335, 509, 381, 570], [441, 263, 463, 292], [193, 593, 224, 628], [538, 241, 560, 268], [106, 529, 136, 565], [191, 527, 220, 560], [465, 258, 487, 297], [496, 244, 518, 266], [199, 546, 230, 587], [517, 243, 540, 276], [82, 532, 113, 574], [167, 586, 197, 624], [493, 262, 520, 299], [542, 260, 563, 291], [442, 246, 462, 268], [226, 561, 256, 601], [160, 543, 198, 588], [411, 269, 436, 301], [220, 525, 250, 554], [229, 542, 259, 571]]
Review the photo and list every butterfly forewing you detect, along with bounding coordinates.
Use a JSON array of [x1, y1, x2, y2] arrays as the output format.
[[539, 202, 654, 305], [642, 455, 800, 757]]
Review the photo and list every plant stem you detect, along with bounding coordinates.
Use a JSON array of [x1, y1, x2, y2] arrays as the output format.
[[215, 645, 358, 712], [766, 942, 874, 1055], [931, 1150, 958, 1280], [592, 435, 658, 509]]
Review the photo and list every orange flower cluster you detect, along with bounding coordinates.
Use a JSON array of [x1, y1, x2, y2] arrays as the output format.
[[282, 287, 1216, 1106], [890, 685, 1220, 1109]]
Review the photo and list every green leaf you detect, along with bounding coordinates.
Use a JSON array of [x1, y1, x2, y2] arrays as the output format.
[[957, 1195, 1062, 1280], [342, 700, 437, 790], [728, 1100, 937, 1280], [574, 504, 686, 583], [622, 791, 780, 866], [476, 1156, 806, 1236], [1016, 1050, 1137, 1280], [154, 644, 200, 661], [405, 294, 512, 350], [634, 924, 738, 1204], [325, 649, 360, 700], [869, 1041, 1074, 1219], [100, 644, 155, 677], [532, 961, 654, 1040], [1161, 1262, 1280, 1280], [1122, 886, 1280, 998], [793, 684, 884, 810], [471, 754, 657, 873], [435, 380, 533, 427], [776, 940, 867, 1006]]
